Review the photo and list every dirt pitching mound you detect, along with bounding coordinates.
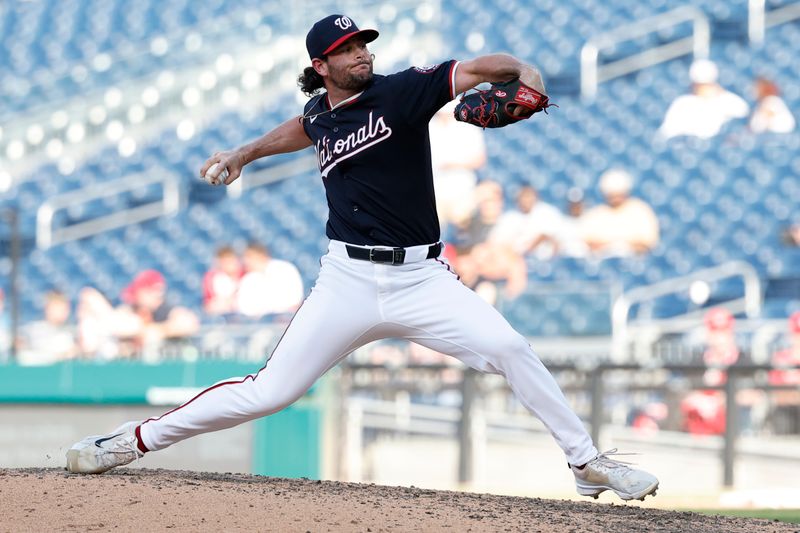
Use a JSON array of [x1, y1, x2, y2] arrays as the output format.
[[0, 468, 794, 533]]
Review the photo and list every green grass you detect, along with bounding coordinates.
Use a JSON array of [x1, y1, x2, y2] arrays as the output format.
[[689, 509, 800, 524]]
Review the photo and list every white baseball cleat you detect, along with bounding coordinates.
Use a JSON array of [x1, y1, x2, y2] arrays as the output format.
[[66, 421, 144, 474], [571, 448, 659, 501]]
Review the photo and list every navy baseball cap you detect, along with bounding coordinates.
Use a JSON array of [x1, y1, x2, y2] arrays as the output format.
[[306, 14, 379, 60]]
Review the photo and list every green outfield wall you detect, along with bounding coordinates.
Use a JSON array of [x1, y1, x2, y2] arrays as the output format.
[[0, 361, 323, 479]]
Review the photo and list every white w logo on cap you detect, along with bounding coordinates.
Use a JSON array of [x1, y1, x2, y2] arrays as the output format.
[[334, 16, 352, 30]]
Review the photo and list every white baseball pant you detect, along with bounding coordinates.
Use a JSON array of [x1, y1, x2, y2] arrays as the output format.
[[138, 240, 598, 466]]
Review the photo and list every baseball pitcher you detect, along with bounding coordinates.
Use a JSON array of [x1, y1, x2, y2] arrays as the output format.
[[67, 14, 658, 502]]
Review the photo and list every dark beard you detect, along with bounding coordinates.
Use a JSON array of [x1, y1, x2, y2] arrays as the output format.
[[333, 64, 373, 91]]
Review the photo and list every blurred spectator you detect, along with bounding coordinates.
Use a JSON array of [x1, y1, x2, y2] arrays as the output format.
[[489, 185, 565, 259], [408, 342, 464, 407], [555, 187, 590, 258], [700, 307, 740, 387], [781, 223, 800, 247], [450, 180, 504, 254], [17, 291, 78, 365], [450, 182, 527, 302], [769, 312, 800, 434], [119, 270, 200, 356], [680, 390, 726, 435], [203, 246, 243, 316], [237, 243, 304, 318], [368, 342, 407, 368], [658, 59, 749, 139], [749, 77, 796, 134], [628, 402, 668, 436], [579, 169, 660, 256], [0, 288, 12, 362], [681, 308, 764, 435], [770, 311, 800, 386], [680, 308, 740, 435], [77, 287, 140, 359], [430, 101, 487, 231]]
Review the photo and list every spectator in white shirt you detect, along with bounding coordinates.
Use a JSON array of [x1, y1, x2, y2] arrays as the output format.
[[490, 185, 565, 259], [429, 101, 487, 231], [579, 169, 660, 257], [658, 59, 749, 140], [17, 291, 78, 365], [750, 77, 796, 134], [237, 243, 304, 319], [556, 187, 590, 258]]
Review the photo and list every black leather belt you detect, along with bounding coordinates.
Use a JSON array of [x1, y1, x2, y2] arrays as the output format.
[[345, 242, 442, 265]]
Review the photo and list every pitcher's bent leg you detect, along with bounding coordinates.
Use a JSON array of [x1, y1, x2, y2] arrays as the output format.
[[390, 266, 597, 466]]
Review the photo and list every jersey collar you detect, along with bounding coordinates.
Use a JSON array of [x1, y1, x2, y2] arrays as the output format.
[[326, 90, 364, 110]]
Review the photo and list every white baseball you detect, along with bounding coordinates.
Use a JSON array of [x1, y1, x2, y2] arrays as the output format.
[[204, 162, 229, 186]]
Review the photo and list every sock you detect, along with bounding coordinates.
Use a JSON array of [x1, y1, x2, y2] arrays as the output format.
[[134, 425, 150, 454]]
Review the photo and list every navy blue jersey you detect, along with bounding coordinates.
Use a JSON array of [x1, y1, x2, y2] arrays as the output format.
[[302, 60, 460, 246]]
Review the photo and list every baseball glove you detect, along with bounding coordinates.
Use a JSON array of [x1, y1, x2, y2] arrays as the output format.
[[453, 79, 554, 129]]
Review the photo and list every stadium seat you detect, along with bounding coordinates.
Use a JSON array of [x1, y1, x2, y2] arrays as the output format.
[[2, 0, 799, 333]]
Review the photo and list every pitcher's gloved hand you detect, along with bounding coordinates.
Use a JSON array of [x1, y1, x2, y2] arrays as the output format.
[[454, 78, 555, 129]]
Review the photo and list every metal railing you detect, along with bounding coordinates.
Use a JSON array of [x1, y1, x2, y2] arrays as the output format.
[[338, 359, 800, 488], [611, 261, 762, 361], [751, 318, 793, 364], [1, 1, 443, 185], [36, 170, 181, 249], [749, 0, 800, 44], [580, 6, 710, 100]]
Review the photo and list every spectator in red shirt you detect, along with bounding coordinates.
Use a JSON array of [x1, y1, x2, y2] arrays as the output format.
[[702, 307, 740, 385], [769, 312, 800, 433], [119, 270, 199, 357], [681, 308, 739, 435], [770, 312, 800, 386]]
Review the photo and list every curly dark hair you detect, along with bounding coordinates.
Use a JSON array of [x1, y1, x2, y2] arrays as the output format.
[[298, 66, 325, 97]]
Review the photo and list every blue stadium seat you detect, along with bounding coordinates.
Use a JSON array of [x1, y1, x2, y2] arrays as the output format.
[[3, 0, 799, 332]]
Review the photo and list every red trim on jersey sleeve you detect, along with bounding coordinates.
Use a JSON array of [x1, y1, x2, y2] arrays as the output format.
[[448, 61, 460, 100]]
